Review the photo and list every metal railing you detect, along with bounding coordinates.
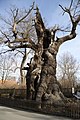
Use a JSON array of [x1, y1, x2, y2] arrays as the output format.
[[0, 97, 80, 119], [0, 88, 80, 119]]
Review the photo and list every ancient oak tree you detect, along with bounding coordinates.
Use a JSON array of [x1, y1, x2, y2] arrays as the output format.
[[57, 52, 80, 88], [0, 1, 80, 105]]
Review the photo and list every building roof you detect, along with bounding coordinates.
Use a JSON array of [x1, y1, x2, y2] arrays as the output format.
[[0, 80, 18, 89], [0, 80, 26, 89]]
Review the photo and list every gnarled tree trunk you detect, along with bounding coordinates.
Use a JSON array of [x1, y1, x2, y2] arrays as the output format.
[[25, 7, 67, 105]]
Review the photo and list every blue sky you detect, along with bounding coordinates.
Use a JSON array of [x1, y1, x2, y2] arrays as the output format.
[[0, 0, 80, 62]]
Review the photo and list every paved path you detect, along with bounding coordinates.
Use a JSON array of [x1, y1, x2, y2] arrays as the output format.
[[0, 106, 72, 120]]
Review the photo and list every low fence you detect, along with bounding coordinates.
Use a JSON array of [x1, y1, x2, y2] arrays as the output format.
[[0, 88, 80, 119], [0, 88, 79, 98], [0, 97, 80, 119], [0, 88, 26, 98], [0, 88, 74, 98]]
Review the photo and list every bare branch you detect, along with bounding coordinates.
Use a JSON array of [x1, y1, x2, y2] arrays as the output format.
[[10, 2, 34, 40], [0, 30, 10, 42], [59, 4, 74, 24], [7, 40, 37, 51], [57, 1, 80, 46], [57, 33, 76, 45], [11, 37, 35, 45], [59, 4, 66, 12], [69, 0, 74, 10], [16, 2, 34, 24], [0, 16, 12, 26], [0, 49, 15, 55], [15, 50, 25, 56]]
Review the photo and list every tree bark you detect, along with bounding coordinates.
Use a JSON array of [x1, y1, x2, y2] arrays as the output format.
[[36, 48, 57, 101], [20, 48, 27, 84], [25, 7, 63, 104]]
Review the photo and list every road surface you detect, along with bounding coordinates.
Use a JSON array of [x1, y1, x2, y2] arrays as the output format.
[[0, 106, 72, 120]]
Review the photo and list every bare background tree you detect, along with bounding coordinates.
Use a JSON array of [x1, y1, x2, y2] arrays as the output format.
[[0, 4, 36, 83], [57, 52, 80, 88], [0, 53, 16, 83], [16, 48, 31, 84]]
